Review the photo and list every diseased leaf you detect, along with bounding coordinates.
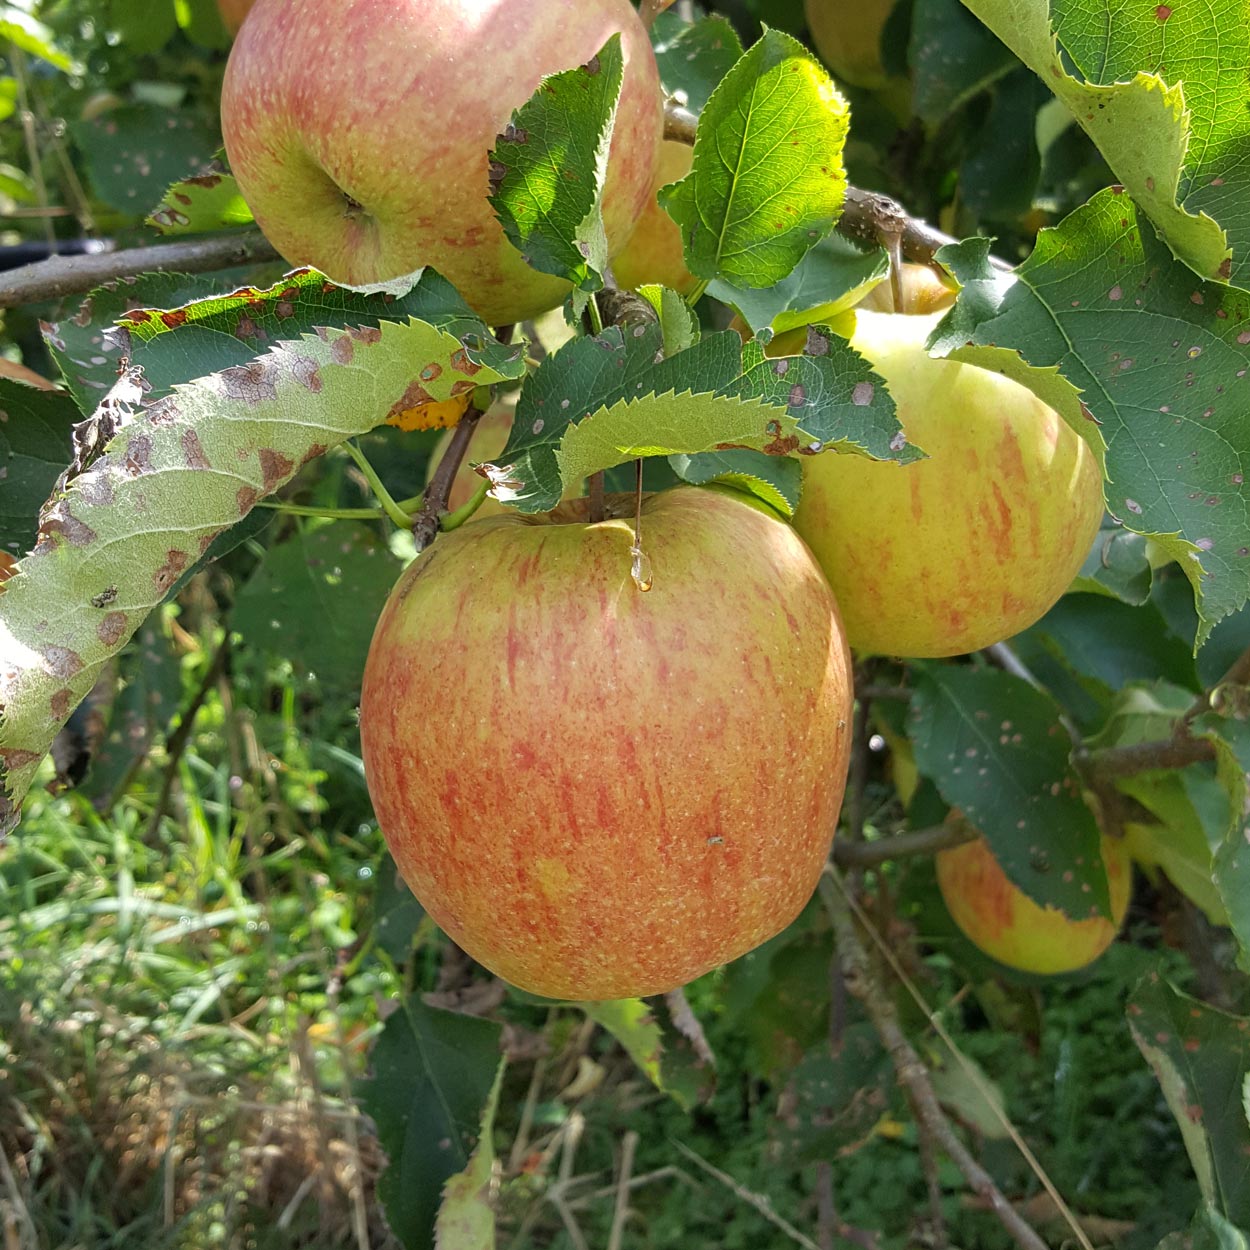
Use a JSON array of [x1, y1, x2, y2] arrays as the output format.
[[964, 0, 1245, 285], [0, 381, 78, 559], [0, 296, 525, 834], [488, 35, 624, 310], [233, 521, 400, 694], [69, 105, 219, 215], [483, 322, 912, 513], [148, 166, 254, 234], [357, 996, 502, 1250], [660, 29, 849, 288], [931, 194, 1250, 643], [776, 1025, 892, 1162], [909, 665, 1109, 917], [651, 11, 742, 114], [1128, 976, 1250, 1225]]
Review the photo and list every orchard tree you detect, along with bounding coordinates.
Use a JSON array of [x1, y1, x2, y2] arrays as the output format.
[[1, 0, 1249, 1247]]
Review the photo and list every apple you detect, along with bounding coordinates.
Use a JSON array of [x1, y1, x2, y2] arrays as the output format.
[[221, 0, 664, 326], [611, 140, 698, 296], [937, 830, 1132, 974], [791, 310, 1105, 657], [805, 0, 898, 90], [856, 264, 958, 316], [216, 0, 253, 35], [359, 486, 854, 1000]]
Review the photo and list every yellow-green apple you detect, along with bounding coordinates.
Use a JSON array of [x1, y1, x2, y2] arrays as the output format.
[[937, 829, 1132, 974], [359, 486, 854, 1000], [217, 0, 253, 34], [221, 0, 663, 326], [791, 310, 1104, 657], [805, 0, 897, 89], [857, 263, 958, 315], [611, 140, 698, 296]]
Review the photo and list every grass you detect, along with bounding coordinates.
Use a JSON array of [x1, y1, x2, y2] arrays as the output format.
[[0, 608, 1206, 1249]]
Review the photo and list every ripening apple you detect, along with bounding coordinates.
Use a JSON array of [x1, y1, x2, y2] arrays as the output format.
[[791, 310, 1105, 657], [359, 486, 854, 1000], [216, 0, 253, 34], [937, 830, 1132, 974], [856, 263, 958, 316], [221, 0, 663, 326], [612, 140, 698, 296], [805, 0, 897, 89]]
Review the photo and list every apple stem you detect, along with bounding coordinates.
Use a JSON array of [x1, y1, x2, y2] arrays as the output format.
[[629, 458, 652, 592], [342, 440, 415, 530], [441, 480, 490, 532]]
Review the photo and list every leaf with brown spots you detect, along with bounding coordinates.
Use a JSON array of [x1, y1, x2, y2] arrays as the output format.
[[0, 311, 523, 834], [1128, 974, 1250, 1224]]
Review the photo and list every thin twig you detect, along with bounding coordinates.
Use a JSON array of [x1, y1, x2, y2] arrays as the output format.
[[1175, 643, 1250, 738], [145, 633, 232, 839], [0, 228, 280, 309], [833, 823, 973, 868], [1082, 736, 1216, 777], [410, 405, 485, 552], [819, 870, 1050, 1250], [588, 471, 606, 524], [671, 1141, 822, 1250], [607, 1131, 639, 1250]]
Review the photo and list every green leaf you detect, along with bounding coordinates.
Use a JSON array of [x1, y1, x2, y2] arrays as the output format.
[[651, 11, 742, 114], [931, 192, 1250, 644], [0, 10, 71, 71], [70, 105, 219, 216], [669, 449, 801, 516], [636, 284, 699, 356], [959, 68, 1048, 222], [484, 323, 912, 513], [0, 303, 524, 834], [1206, 718, 1250, 969], [232, 522, 401, 695], [488, 35, 624, 309], [357, 996, 502, 1250], [0, 381, 77, 559], [659, 28, 849, 288], [908, 0, 1016, 124], [711, 231, 888, 336], [433, 1058, 504, 1250], [582, 998, 708, 1109], [963, 0, 1243, 285], [1122, 768, 1231, 927], [372, 859, 427, 964], [108, 0, 177, 54], [1071, 522, 1154, 605], [1159, 1208, 1250, 1250], [909, 665, 1109, 917], [148, 168, 254, 234], [1128, 976, 1250, 1225], [776, 1024, 891, 1162]]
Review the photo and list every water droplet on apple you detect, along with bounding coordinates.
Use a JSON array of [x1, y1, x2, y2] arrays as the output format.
[[630, 543, 652, 592]]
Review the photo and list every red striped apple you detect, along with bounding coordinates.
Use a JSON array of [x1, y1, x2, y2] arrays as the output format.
[[937, 831, 1132, 974], [359, 486, 854, 1000], [221, 0, 664, 325], [792, 310, 1105, 657]]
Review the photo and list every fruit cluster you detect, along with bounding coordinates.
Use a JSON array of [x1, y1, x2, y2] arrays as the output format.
[[222, 0, 1116, 999]]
